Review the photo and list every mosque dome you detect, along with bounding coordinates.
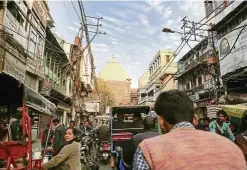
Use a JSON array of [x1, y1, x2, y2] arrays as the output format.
[[99, 57, 130, 82], [138, 70, 150, 88]]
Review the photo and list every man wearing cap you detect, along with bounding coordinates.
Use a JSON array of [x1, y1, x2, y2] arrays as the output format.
[[52, 118, 66, 156]]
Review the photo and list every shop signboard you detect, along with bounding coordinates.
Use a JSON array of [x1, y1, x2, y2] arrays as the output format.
[[33, 0, 48, 27], [218, 18, 247, 76]]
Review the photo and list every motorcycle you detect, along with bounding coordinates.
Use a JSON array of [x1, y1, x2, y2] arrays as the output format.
[[80, 131, 99, 170], [99, 141, 111, 165]]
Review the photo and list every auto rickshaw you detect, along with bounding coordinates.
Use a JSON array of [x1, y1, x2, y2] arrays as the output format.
[[0, 73, 56, 170], [110, 105, 151, 170], [221, 104, 247, 135]]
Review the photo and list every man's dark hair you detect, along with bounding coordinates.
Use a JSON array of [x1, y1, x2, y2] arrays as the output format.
[[204, 117, 210, 122], [154, 90, 195, 125], [53, 118, 60, 123], [143, 116, 156, 130], [46, 124, 50, 128], [70, 120, 75, 124], [216, 110, 227, 117]]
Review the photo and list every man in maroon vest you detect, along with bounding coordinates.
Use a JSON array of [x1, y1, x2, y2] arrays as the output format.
[[133, 90, 246, 170]]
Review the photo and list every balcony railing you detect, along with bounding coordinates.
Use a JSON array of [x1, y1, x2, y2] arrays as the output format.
[[178, 50, 214, 76]]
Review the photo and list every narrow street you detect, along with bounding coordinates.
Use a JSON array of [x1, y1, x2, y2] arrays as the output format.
[[99, 162, 110, 170]]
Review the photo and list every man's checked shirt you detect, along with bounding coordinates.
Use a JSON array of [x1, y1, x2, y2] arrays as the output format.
[[132, 122, 194, 170]]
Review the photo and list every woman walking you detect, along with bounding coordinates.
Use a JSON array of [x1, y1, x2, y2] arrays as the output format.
[[42, 127, 80, 170]]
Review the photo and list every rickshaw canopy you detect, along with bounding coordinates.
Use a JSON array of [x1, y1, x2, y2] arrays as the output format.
[[111, 105, 150, 115], [221, 105, 247, 119], [220, 104, 247, 127]]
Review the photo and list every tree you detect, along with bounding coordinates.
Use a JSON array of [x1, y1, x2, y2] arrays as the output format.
[[93, 78, 115, 115]]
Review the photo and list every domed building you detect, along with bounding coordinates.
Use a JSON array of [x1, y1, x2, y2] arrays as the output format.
[[138, 70, 150, 88], [99, 57, 131, 105]]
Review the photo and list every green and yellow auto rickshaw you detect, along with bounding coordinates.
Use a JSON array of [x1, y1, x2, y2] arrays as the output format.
[[220, 105, 247, 135]]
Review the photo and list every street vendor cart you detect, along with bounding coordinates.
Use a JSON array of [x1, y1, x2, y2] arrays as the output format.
[[0, 73, 56, 170]]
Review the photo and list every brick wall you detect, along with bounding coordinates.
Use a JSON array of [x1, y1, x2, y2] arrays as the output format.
[[105, 80, 131, 105]]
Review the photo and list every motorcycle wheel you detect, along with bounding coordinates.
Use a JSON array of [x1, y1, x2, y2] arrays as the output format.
[[103, 159, 108, 165], [81, 163, 87, 170]]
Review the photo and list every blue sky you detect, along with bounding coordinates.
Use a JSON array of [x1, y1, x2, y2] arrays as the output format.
[[48, 0, 205, 88]]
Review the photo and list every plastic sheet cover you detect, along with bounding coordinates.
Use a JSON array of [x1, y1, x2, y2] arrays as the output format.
[[25, 86, 56, 116]]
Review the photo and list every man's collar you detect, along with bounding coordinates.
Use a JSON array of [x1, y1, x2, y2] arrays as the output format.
[[172, 121, 194, 130]]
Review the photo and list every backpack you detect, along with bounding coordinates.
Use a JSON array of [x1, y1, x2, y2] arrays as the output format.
[[235, 130, 247, 161]]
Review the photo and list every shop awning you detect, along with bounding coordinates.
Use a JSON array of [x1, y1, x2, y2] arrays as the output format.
[[25, 86, 57, 116], [0, 72, 56, 116]]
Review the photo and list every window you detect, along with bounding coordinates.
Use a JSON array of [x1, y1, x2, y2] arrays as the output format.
[[198, 76, 202, 86], [166, 55, 170, 63], [7, 1, 25, 27], [29, 30, 37, 56], [186, 83, 190, 90]]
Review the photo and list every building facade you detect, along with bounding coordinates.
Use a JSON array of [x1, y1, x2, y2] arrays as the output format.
[[99, 57, 131, 105], [138, 49, 178, 107], [205, 0, 247, 104], [40, 20, 72, 126], [177, 38, 218, 117]]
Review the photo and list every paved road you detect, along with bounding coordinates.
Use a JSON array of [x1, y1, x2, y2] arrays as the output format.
[[99, 163, 110, 170]]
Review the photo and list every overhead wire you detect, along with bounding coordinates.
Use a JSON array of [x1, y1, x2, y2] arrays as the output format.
[[151, 0, 237, 96], [150, 0, 235, 84], [62, 0, 74, 24], [71, 0, 82, 23]]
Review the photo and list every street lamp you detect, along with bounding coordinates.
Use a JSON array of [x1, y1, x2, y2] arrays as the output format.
[[162, 27, 184, 35], [162, 28, 175, 33]]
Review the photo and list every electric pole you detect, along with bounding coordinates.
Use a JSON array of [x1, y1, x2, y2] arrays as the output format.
[[70, 0, 105, 124]]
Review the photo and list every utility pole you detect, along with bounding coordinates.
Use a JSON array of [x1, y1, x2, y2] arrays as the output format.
[[70, 0, 105, 124], [180, 17, 221, 101]]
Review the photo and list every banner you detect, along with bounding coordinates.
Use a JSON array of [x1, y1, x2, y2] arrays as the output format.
[[218, 18, 247, 76]]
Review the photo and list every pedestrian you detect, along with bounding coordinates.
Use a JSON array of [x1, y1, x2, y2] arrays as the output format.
[[209, 110, 235, 141], [52, 118, 66, 156], [133, 90, 246, 170], [42, 127, 81, 170], [69, 120, 83, 141], [81, 121, 92, 134], [9, 108, 22, 141], [96, 120, 110, 145], [132, 116, 160, 150], [40, 124, 53, 152]]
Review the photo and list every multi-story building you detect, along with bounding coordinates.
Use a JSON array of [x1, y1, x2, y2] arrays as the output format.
[[205, 0, 247, 104], [0, 0, 48, 90], [40, 14, 72, 126], [137, 70, 149, 105], [129, 88, 138, 105], [177, 38, 217, 117], [138, 49, 177, 107], [0, 0, 57, 140]]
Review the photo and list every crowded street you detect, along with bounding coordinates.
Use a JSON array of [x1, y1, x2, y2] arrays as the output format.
[[1, 0, 247, 170]]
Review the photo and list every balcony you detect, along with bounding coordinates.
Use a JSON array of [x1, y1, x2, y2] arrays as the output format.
[[178, 51, 215, 77]]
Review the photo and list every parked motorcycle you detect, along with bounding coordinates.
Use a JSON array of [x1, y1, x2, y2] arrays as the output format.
[[80, 131, 99, 170], [99, 141, 111, 165]]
